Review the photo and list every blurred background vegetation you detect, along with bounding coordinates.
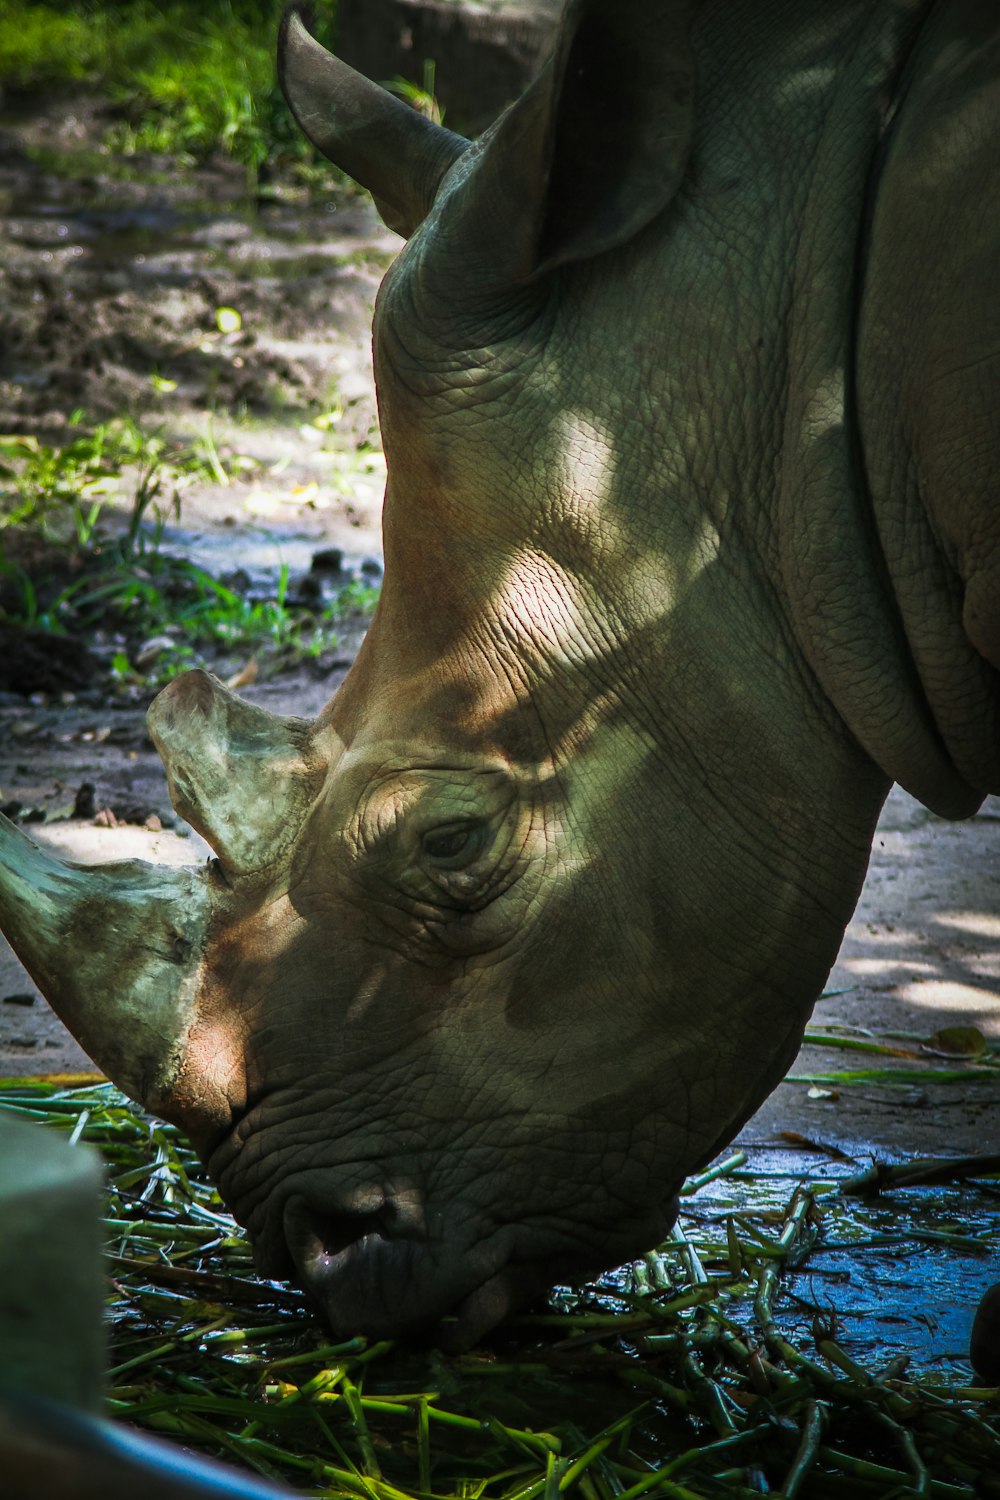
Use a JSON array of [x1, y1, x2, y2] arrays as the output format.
[[0, 1, 339, 183], [0, 0, 393, 688]]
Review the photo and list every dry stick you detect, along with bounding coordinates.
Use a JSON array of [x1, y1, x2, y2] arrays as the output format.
[[838, 1154, 1000, 1195]]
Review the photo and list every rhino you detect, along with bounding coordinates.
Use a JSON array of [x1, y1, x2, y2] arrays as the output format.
[[1, 0, 998, 1351]]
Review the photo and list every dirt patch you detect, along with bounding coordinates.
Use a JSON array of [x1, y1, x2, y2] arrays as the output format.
[[750, 787, 1000, 1157], [0, 92, 399, 564]]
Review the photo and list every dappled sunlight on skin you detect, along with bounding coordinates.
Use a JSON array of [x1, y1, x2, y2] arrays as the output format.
[[479, 390, 729, 750], [553, 409, 619, 530], [801, 365, 845, 442], [777, 63, 839, 103]]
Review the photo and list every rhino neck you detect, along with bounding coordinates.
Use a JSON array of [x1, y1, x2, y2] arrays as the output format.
[[767, 0, 990, 818], [851, 0, 1000, 808]]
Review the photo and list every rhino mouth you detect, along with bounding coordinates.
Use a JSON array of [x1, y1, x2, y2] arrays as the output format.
[[277, 1189, 683, 1350], [279, 1192, 530, 1348]]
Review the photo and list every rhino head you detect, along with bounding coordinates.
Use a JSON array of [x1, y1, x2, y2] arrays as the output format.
[[3, 0, 995, 1347]]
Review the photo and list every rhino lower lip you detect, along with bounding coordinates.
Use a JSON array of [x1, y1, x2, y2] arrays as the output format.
[[435, 1263, 549, 1352], [440, 1191, 685, 1350]]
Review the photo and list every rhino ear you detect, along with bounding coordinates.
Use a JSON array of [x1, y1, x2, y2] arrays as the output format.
[[435, 0, 697, 284], [277, 7, 469, 237]]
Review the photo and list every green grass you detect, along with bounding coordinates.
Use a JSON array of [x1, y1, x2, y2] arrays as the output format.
[[0, 416, 379, 685], [0, 412, 211, 546], [84, 558, 378, 686], [1, 1075, 999, 1498], [0, 1, 339, 180]]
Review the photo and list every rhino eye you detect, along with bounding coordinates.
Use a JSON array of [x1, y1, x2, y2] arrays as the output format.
[[421, 821, 483, 865]]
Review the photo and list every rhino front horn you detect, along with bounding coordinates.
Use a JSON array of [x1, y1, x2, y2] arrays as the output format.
[[0, 814, 211, 1114]]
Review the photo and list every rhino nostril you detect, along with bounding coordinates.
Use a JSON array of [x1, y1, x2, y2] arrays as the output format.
[[283, 1194, 390, 1277]]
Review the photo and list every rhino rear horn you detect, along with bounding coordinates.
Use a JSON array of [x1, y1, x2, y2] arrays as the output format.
[[277, 6, 469, 236], [147, 670, 326, 879], [408, 0, 698, 330]]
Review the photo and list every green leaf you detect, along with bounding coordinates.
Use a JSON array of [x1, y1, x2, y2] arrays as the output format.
[[922, 1025, 988, 1060]]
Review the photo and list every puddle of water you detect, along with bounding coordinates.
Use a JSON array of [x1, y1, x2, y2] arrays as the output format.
[[680, 1145, 998, 1376]]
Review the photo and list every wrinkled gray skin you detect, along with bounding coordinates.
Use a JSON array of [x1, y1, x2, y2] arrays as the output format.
[[1, 0, 998, 1350]]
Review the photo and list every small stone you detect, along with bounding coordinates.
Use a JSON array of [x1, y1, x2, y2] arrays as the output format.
[[310, 547, 345, 574], [72, 783, 97, 820], [293, 573, 323, 605], [134, 636, 176, 670]]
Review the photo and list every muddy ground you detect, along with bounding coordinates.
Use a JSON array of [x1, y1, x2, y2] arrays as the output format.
[[1, 95, 998, 1173]]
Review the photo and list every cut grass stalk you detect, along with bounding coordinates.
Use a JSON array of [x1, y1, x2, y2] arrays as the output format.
[[787, 1067, 998, 1085], [777, 1400, 824, 1500], [5, 1077, 999, 1497], [839, 1156, 1000, 1194], [340, 1375, 383, 1479]]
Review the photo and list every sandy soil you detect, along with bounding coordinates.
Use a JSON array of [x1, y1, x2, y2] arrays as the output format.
[[1, 94, 998, 1169]]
